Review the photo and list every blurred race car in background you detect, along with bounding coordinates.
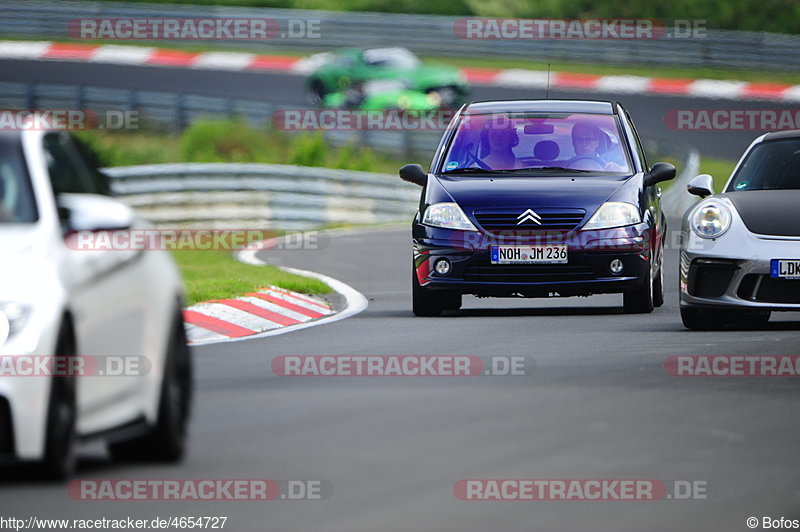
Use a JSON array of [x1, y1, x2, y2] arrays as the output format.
[[0, 128, 192, 478], [321, 79, 442, 111], [305, 47, 470, 108], [679, 130, 800, 330]]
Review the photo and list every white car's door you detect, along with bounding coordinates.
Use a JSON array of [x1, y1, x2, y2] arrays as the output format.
[[42, 132, 151, 434]]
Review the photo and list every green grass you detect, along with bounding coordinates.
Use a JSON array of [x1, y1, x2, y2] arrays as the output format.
[[77, 120, 408, 174], [172, 249, 331, 306], [698, 156, 737, 193]]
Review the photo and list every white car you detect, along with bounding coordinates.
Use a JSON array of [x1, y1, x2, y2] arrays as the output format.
[[679, 130, 800, 330], [0, 129, 191, 478]]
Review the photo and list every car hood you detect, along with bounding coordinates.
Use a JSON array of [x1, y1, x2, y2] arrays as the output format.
[[436, 175, 629, 213], [725, 190, 800, 237]]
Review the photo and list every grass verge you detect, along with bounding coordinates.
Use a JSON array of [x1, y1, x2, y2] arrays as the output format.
[[698, 156, 737, 193], [172, 249, 331, 306]]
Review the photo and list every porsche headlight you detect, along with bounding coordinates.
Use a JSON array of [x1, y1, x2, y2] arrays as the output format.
[[692, 202, 732, 239], [422, 202, 477, 231], [584, 202, 641, 230]]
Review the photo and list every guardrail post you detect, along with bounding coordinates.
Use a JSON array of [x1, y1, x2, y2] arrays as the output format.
[[24, 84, 36, 110], [173, 94, 186, 135], [75, 85, 85, 111]]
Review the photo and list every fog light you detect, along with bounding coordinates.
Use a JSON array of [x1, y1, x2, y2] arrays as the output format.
[[434, 258, 452, 276], [609, 259, 624, 275]]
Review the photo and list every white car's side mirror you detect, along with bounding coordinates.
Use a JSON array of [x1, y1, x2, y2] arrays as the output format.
[[687, 174, 715, 198], [57, 193, 134, 232]]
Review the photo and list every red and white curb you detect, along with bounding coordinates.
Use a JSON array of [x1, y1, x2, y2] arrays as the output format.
[[182, 235, 367, 345], [2, 40, 800, 102]]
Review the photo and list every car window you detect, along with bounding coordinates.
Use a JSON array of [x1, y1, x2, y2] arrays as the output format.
[[441, 112, 632, 175], [363, 48, 420, 69], [43, 132, 107, 196], [0, 135, 38, 223], [727, 138, 800, 191]]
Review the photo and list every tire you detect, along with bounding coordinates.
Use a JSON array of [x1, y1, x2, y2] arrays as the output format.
[[412, 263, 444, 317], [442, 292, 462, 311], [306, 79, 327, 106], [623, 267, 654, 314], [680, 307, 727, 331], [40, 321, 77, 480], [109, 309, 192, 462], [653, 254, 665, 308]]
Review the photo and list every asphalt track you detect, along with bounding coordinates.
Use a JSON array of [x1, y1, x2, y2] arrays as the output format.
[[2, 58, 797, 160], [1, 58, 799, 531]]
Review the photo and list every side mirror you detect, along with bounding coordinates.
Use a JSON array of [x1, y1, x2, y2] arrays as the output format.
[[687, 174, 715, 198], [399, 164, 427, 187], [643, 162, 676, 188], [57, 193, 134, 232]]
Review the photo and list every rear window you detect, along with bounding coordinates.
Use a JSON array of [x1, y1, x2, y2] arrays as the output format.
[[727, 138, 800, 191], [441, 112, 632, 175], [0, 135, 38, 224]]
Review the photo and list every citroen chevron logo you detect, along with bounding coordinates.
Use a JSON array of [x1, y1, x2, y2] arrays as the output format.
[[516, 208, 542, 225]]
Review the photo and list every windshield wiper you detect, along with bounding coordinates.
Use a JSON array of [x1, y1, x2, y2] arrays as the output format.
[[441, 167, 513, 175], [509, 166, 593, 173]]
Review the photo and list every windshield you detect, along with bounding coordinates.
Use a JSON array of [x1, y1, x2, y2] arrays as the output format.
[[441, 112, 632, 175], [363, 48, 421, 69], [0, 135, 38, 223], [727, 138, 800, 191]]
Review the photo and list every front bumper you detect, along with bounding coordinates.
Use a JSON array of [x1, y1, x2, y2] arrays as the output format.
[[680, 224, 800, 311], [413, 223, 653, 297]]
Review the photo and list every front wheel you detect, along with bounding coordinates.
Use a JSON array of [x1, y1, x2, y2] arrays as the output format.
[[40, 321, 77, 479], [623, 268, 654, 314], [412, 263, 444, 316], [653, 255, 665, 308], [109, 309, 192, 462], [681, 307, 727, 331]]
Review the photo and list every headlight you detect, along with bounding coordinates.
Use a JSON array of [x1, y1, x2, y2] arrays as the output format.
[[422, 202, 477, 231], [691, 202, 732, 239], [583, 202, 641, 230], [0, 303, 30, 345]]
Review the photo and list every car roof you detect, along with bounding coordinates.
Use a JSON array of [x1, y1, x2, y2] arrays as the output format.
[[760, 129, 800, 142], [464, 100, 616, 115]]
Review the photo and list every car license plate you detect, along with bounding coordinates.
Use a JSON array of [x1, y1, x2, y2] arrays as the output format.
[[491, 245, 568, 264], [771, 259, 800, 279]]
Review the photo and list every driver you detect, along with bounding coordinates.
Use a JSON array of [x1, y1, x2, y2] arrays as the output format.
[[571, 121, 624, 172]]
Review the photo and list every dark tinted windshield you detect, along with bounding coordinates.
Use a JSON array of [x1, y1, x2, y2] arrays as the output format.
[[442, 112, 632, 175], [0, 135, 38, 223], [727, 138, 800, 191]]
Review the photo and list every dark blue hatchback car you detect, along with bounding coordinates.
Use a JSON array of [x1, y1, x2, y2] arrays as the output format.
[[400, 100, 675, 316]]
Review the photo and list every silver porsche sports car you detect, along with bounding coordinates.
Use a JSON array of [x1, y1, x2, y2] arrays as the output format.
[[679, 130, 800, 330]]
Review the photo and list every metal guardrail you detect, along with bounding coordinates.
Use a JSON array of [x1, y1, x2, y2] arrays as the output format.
[[2, 0, 800, 70], [104, 162, 419, 229], [0, 80, 443, 158]]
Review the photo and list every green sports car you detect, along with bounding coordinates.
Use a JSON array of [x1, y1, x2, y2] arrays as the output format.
[[305, 47, 470, 109], [321, 79, 442, 111]]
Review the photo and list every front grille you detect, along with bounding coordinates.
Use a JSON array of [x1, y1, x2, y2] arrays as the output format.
[[738, 274, 800, 304], [473, 209, 586, 234], [464, 264, 596, 283]]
